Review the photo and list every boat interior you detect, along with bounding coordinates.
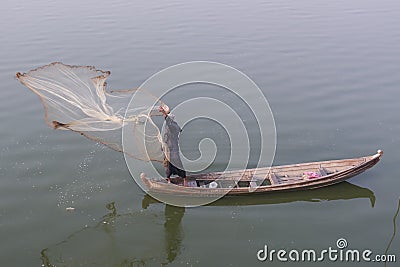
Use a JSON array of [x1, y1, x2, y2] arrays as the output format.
[[185, 157, 367, 189]]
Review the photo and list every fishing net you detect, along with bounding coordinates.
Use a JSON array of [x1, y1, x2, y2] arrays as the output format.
[[16, 62, 167, 162]]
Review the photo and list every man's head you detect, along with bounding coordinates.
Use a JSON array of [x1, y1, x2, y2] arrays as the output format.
[[158, 104, 170, 115]]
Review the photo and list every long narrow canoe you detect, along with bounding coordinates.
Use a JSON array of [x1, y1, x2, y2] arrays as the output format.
[[140, 150, 383, 196], [141, 181, 376, 207]]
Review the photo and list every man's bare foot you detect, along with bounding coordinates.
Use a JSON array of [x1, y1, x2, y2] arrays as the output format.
[[166, 178, 171, 183]]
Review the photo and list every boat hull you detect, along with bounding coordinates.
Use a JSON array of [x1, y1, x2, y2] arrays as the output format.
[[141, 150, 382, 197]]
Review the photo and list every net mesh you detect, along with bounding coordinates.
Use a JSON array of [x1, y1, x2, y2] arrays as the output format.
[[16, 62, 166, 162]]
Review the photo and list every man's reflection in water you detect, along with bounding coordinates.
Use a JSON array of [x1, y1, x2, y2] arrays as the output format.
[[40, 200, 185, 267], [164, 205, 185, 263], [142, 196, 185, 264]]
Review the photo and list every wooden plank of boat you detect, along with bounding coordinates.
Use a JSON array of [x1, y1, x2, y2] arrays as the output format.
[[140, 150, 383, 196]]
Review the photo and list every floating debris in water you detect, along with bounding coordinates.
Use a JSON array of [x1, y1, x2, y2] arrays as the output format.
[[66, 207, 75, 212]]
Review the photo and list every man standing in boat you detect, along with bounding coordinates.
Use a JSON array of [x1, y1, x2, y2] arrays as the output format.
[[159, 105, 187, 186]]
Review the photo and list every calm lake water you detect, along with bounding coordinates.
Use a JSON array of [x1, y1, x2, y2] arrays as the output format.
[[1, 0, 399, 266]]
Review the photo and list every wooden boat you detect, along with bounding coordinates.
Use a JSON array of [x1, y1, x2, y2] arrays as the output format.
[[140, 150, 383, 196], [142, 181, 376, 207]]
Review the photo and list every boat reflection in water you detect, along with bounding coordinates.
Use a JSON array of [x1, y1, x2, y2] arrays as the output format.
[[41, 182, 374, 267]]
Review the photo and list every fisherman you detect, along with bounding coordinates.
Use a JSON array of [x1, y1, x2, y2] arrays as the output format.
[[159, 105, 187, 186]]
